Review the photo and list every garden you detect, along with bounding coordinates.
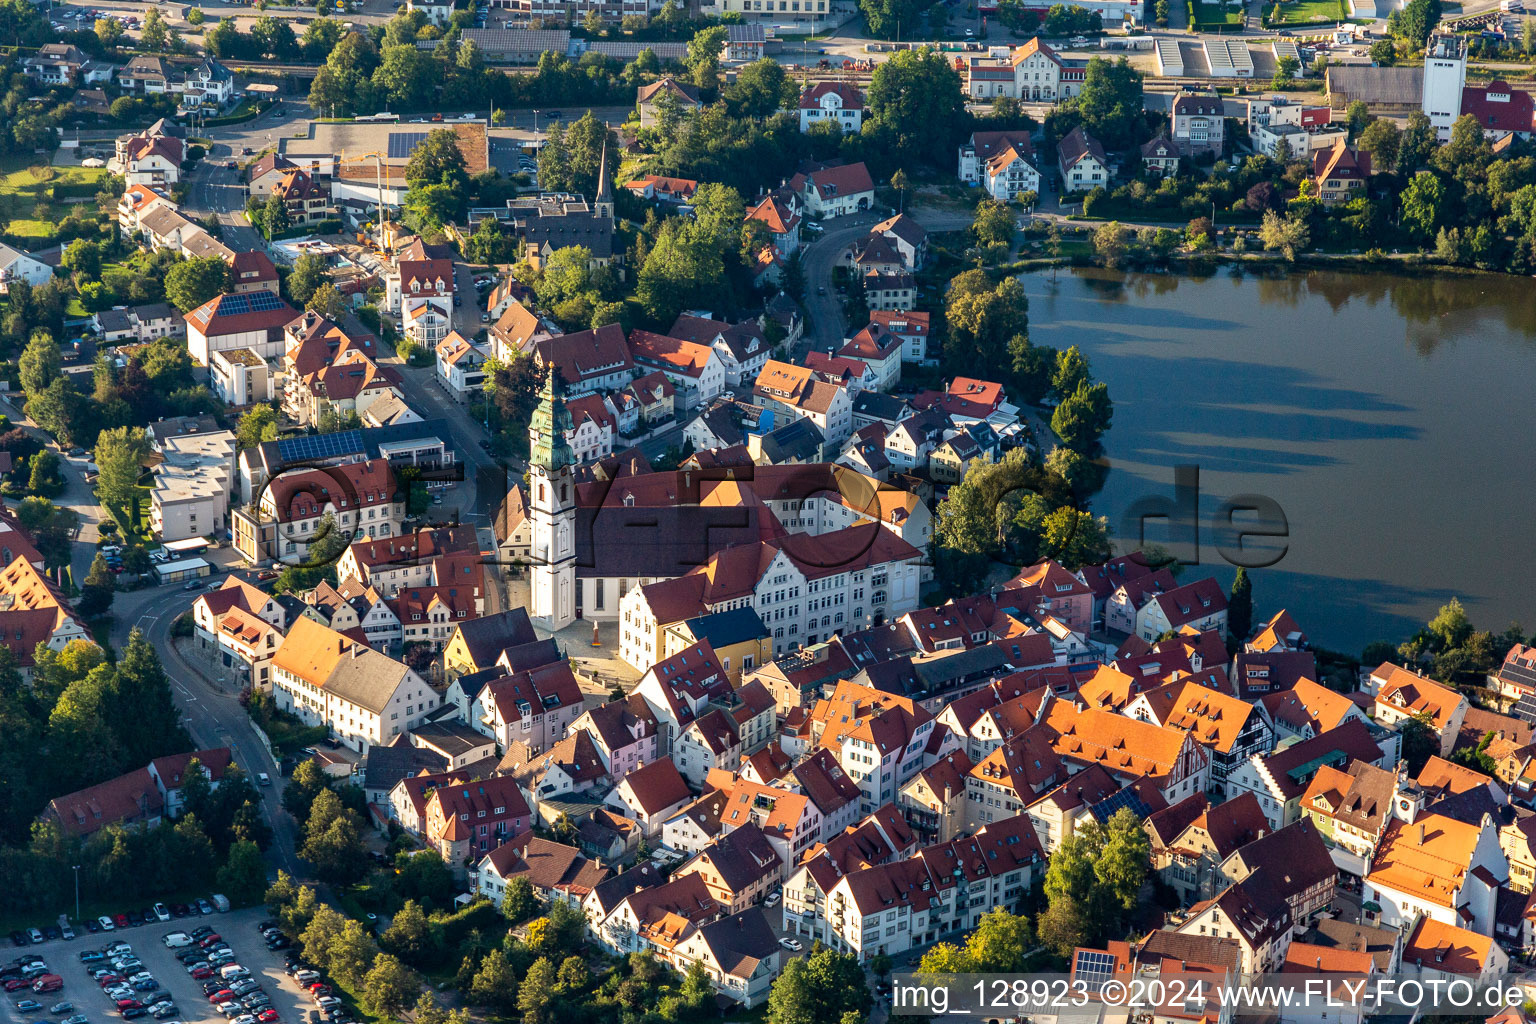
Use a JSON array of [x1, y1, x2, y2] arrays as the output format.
[[0, 157, 110, 250]]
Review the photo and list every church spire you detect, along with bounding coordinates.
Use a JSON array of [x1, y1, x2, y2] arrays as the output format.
[[594, 135, 613, 220], [529, 365, 574, 473]]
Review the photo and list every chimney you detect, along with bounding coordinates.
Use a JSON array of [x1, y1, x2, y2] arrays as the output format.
[[1417, 823, 1425, 844]]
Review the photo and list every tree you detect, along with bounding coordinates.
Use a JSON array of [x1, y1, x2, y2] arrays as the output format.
[[859, 0, 923, 39], [518, 956, 557, 1024], [165, 256, 230, 312], [251, 14, 296, 58], [1271, 54, 1300, 89], [1399, 110, 1436, 173], [1052, 381, 1112, 452], [372, 42, 432, 108], [723, 60, 790, 120], [217, 839, 269, 906], [236, 405, 280, 450], [1041, 506, 1111, 568], [501, 876, 539, 922], [1369, 38, 1396, 64], [286, 252, 328, 306], [307, 283, 348, 321], [866, 48, 967, 165], [139, 6, 168, 49], [1400, 172, 1446, 238], [463, 215, 517, 265], [16, 498, 78, 569], [469, 948, 516, 1011], [300, 905, 348, 967], [1399, 710, 1439, 774], [263, 193, 291, 239], [1092, 220, 1129, 268], [301, 16, 343, 59], [27, 449, 63, 497], [404, 128, 469, 191], [767, 958, 816, 1024], [1052, 345, 1091, 400], [362, 954, 417, 1017], [1037, 894, 1090, 955], [1228, 567, 1253, 646], [1392, 0, 1441, 47], [1358, 118, 1401, 173], [972, 199, 1016, 248], [1259, 209, 1309, 260], [382, 899, 433, 960], [62, 239, 102, 281], [78, 552, 115, 617], [685, 25, 726, 90], [18, 329, 61, 397], [395, 849, 456, 908], [95, 16, 124, 48], [1072, 57, 1143, 149], [327, 919, 376, 989], [945, 270, 1029, 374], [94, 426, 151, 522]]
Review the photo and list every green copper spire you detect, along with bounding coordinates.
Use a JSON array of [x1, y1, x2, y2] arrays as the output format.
[[529, 365, 574, 472]]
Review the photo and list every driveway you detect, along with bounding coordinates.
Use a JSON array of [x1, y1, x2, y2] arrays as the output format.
[[0, 908, 309, 1024]]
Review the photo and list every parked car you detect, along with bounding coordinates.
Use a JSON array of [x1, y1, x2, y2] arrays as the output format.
[[63, 1015, 88, 1024], [50, 1001, 74, 1013], [9, 934, 28, 948], [121, 1008, 147, 1020], [151, 907, 170, 924], [196, 902, 214, 916], [26, 930, 43, 945], [78, 952, 103, 963], [18, 1000, 45, 1012]]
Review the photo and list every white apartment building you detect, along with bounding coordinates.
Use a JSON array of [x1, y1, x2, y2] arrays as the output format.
[[270, 617, 441, 752], [150, 429, 237, 542]]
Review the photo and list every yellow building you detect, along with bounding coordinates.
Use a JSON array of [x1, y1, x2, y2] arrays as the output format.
[[662, 606, 772, 684]]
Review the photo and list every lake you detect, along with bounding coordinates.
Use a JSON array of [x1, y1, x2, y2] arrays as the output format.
[[1019, 265, 1536, 653]]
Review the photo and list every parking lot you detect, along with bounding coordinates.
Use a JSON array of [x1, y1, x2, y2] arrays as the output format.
[[2, 909, 313, 1024]]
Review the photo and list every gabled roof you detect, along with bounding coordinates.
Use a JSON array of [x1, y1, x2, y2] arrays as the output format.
[[618, 758, 693, 816], [1057, 125, 1108, 170], [799, 81, 864, 111], [1371, 663, 1463, 730]]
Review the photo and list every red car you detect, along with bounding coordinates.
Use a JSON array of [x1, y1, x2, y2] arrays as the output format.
[[308, 984, 329, 995], [98, 975, 123, 987], [4, 978, 30, 992], [199, 935, 222, 948], [113, 915, 129, 929], [191, 968, 213, 979], [257, 1013, 279, 1023], [209, 990, 235, 1004], [115, 1000, 142, 1011]]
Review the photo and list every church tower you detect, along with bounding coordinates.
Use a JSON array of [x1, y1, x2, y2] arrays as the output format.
[[528, 366, 576, 631], [593, 137, 614, 221]]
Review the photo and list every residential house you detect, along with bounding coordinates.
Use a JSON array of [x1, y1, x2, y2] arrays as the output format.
[[269, 616, 440, 753], [797, 82, 864, 133], [636, 77, 702, 127], [1171, 91, 1227, 155], [0, 555, 93, 675], [435, 331, 490, 402], [792, 162, 875, 217], [1141, 133, 1182, 176], [1364, 812, 1507, 936], [1058, 126, 1110, 193], [628, 329, 725, 411], [1368, 663, 1468, 756], [605, 758, 694, 837], [676, 821, 784, 914], [1312, 142, 1372, 205], [668, 313, 772, 388], [1226, 720, 1387, 829]]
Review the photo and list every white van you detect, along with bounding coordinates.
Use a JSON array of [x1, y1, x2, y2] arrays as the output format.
[[220, 966, 250, 981], [162, 933, 194, 949]]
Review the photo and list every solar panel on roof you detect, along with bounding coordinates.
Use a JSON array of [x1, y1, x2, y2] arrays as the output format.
[[1074, 950, 1116, 991], [388, 132, 428, 160], [276, 430, 365, 463], [1089, 788, 1152, 823]]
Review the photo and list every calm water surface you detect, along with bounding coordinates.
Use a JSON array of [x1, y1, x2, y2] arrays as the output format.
[[1019, 265, 1536, 652]]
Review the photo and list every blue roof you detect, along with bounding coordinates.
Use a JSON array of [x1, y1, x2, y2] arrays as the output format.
[[682, 606, 769, 649], [276, 430, 365, 463]]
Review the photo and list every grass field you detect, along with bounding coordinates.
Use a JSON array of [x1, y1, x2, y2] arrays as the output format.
[[1192, 0, 1246, 25], [1270, 0, 1347, 22], [0, 156, 108, 248]]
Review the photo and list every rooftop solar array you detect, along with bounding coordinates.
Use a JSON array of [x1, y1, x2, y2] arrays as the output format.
[[1089, 787, 1154, 823], [1073, 949, 1116, 992], [277, 430, 365, 463], [387, 132, 428, 159], [219, 290, 288, 314]]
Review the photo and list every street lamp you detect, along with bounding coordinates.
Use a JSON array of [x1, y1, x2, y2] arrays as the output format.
[[72, 865, 80, 924]]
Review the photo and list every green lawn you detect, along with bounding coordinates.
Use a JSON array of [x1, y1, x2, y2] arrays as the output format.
[[0, 156, 108, 248], [1192, 0, 1246, 25], [1270, 0, 1346, 22]]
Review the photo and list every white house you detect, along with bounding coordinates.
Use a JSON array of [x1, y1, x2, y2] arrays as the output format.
[[0, 244, 53, 295], [435, 331, 490, 402], [1058, 126, 1110, 194], [797, 82, 864, 133], [270, 617, 441, 753], [794, 162, 875, 218]]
